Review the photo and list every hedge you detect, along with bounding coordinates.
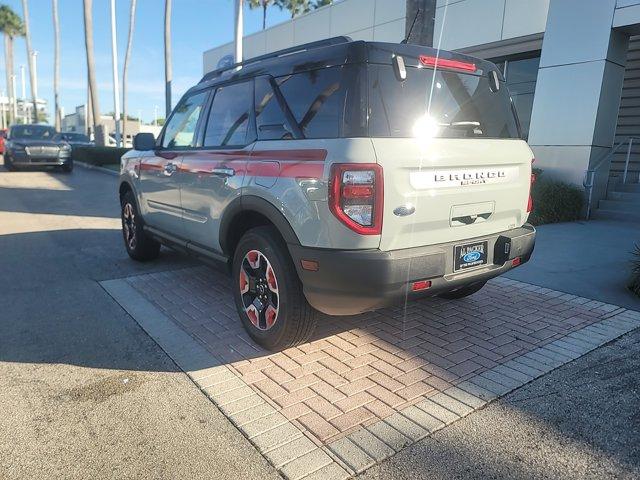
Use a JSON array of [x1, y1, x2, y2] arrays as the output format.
[[528, 169, 584, 226], [71, 146, 130, 167]]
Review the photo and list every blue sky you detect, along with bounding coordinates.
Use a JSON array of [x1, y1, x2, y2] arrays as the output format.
[[0, 0, 290, 124]]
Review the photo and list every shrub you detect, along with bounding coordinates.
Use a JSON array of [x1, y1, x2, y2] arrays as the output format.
[[528, 171, 584, 225], [72, 146, 130, 167], [629, 244, 640, 297]]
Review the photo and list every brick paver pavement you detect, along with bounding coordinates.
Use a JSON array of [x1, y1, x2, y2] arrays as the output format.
[[124, 266, 624, 445]]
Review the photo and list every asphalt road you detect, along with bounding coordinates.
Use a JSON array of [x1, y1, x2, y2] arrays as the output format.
[[0, 163, 279, 480], [1, 161, 639, 480]]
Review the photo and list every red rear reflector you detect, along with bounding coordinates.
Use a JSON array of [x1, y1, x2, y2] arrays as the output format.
[[512, 257, 522, 267], [300, 259, 319, 272], [342, 184, 374, 198], [412, 280, 432, 292], [419, 55, 477, 72]]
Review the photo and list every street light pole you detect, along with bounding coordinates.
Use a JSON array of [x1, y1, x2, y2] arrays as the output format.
[[234, 0, 243, 63], [20, 65, 26, 123], [11, 75, 17, 122], [110, 0, 121, 147]]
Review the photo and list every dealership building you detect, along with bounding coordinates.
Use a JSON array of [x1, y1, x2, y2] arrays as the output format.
[[203, 0, 640, 218]]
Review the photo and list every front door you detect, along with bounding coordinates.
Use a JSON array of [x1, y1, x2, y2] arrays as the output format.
[[179, 81, 255, 252], [138, 90, 209, 237]]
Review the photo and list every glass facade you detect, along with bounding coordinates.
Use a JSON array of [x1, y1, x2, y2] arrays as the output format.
[[493, 54, 541, 140]]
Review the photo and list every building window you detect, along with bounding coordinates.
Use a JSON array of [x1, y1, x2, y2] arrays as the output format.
[[493, 53, 540, 140]]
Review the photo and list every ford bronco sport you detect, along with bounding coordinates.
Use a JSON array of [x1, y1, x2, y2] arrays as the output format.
[[119, 37, 536, 350]]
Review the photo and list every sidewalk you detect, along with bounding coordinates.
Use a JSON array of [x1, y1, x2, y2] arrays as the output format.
[[506, 220, 640, 311]]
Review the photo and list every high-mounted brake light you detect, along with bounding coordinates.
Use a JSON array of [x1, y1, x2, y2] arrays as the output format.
[[419, 55, 477, 73], [329, 164, 383, 235]]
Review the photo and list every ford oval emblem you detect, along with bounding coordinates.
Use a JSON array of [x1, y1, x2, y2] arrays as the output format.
[[393, 204, 416, 217], [463, 251, 482, 263]]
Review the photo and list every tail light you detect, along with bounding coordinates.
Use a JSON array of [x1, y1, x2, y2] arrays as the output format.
[[527, 159, 536, 213], [329, 163, 383, 235]]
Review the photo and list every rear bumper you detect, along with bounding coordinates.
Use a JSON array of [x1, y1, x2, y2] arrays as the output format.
[[288, 224, 536, 316]]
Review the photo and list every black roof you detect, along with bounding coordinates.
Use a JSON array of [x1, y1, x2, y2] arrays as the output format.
[[192, 37, 499, 95]]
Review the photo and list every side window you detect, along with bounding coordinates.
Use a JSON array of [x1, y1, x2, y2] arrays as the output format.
[[204, 81, 254, 147], [255, 77, 293, 140], [277, 66, 347, 139], [162, 91, 208, 149]]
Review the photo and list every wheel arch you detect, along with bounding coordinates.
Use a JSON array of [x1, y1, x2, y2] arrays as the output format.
[[220, 195, 301, 258], [119, 180, 134, 201]]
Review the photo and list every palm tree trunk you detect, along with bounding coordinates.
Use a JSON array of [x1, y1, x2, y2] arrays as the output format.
[[262, 3, 267, 29], [52, 0, 61, 130], [122, 0, 137, 146], [3, 34, 12, 125], [83, 0, 101, 143], [7, 36, 16, 124], [164, 0, 172, 118], [22, 0, 38, 124]]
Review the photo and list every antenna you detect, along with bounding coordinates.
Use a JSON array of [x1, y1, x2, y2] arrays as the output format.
[[401, 8, 420, 44]]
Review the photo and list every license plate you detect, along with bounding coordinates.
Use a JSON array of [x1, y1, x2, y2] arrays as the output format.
[[454, 241, 488, 271]]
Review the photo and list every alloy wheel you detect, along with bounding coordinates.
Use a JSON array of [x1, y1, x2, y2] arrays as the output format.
[[239, 249, 279, 331], [123, 203, 137, 250]]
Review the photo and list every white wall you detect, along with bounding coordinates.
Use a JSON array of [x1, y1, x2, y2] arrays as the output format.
[[433, 0, 550, 51], [204, 0, 407, 73]]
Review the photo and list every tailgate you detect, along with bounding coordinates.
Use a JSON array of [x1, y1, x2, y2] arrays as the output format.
[[373, 138, 533, 251]]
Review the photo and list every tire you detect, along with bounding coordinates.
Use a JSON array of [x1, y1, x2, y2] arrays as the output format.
[[232, 226, 318, 350], [120, 190, 161, 262], [4, 155, 15, 171], [438, 281, 487, 300], [61, 160, 73, 173]]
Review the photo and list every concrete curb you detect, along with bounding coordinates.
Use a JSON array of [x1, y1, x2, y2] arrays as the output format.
[[101, 274, 640, 480], [75, 160, 119, 177]]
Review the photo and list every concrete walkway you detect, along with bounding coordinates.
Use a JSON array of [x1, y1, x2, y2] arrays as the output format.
[[506, 220, 640, 311]]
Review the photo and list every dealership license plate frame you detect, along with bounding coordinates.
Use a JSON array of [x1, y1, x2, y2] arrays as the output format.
[[454, 241, 488, 272]]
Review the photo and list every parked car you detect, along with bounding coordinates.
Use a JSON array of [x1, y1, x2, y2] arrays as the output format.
[[119, 37, 536, 350], [58, 132, 94, 150], [0, 129, 7, 154], [4, 124, 73, 172]]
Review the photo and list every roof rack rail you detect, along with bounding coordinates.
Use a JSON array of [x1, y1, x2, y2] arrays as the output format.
[[200, 35, 353, 83]]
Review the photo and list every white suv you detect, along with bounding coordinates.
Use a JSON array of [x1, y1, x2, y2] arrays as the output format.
[[119, 37, 536, 350]]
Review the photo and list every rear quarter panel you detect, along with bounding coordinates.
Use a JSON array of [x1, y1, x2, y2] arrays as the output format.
[[245, 138, 381, 250]]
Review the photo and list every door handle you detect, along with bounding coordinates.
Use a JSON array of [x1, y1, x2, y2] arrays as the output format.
[[163, 162, 177, 176], [211, 167, 235, 177]]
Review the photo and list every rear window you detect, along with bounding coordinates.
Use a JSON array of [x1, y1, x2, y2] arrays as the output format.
[[276, 65, 365, 139], [368, 64, 520, 139]]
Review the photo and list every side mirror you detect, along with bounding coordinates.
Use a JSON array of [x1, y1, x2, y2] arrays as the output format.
[[133, 132, 156, 151]]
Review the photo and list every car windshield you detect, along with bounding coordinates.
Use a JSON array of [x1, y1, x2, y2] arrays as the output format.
[[62, 133, 90, 142], [368, 64, 521, 139], [10, 125, 57, 140]]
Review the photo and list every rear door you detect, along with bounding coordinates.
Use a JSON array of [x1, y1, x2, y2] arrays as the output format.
[[368, 62, 532, 251], [179, 81, 255, 252], [139, 90, 209, 237]]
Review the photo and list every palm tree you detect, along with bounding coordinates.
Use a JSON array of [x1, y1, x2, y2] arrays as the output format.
[[164, 0, 172, 117], [51, 0, 61, 130], [275, 0, 310, 18], [0, 6, 24, 125], [21, 0, 37, 124], [83, 0, 101, 142], [247, 0, 280, 30], [122, 0, 137, 145]]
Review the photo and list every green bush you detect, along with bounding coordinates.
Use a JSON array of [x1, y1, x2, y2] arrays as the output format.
[[528, 171, 584, 225], [72, 146, 130, 167], [629, 244, 640, 297]]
